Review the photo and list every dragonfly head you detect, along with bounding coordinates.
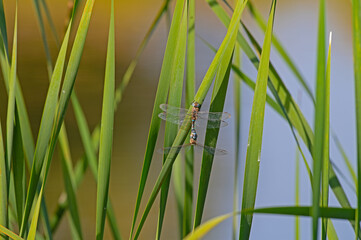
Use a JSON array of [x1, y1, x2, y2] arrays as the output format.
[[192, 101, 201, 110]]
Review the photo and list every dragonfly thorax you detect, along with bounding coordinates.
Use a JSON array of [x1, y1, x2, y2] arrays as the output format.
[[191, 102, 201, 121]]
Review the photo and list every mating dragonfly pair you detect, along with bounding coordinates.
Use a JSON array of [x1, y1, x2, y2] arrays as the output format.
[[158, 102, 231, 155]]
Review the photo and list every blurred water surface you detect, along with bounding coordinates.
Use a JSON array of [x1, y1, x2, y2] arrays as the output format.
[[0, 0, 357, 239]]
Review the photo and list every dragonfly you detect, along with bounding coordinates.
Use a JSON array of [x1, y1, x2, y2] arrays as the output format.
[[161, 129, 228, 156], [159, 102, 229, 156], [158, 103, 231, 129]]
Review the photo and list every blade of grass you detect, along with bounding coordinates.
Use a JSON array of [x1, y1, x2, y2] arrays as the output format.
[[4, 7, 18, 234], [239, 1, 276, 239], [27, 179, 45, 240], [295, 150, 300, 240], [172, 154, 184, 238], [352, 0, 361, 238], [312, 0, 326, 238], [0, 118, 6, 233], [133, 1, 248, 238], [0, 224, 23, 240], [6, 1, 18, 188], [193, 53, 233, 229], [321, 32, 332, 240], [156, 1, 187, 239], [232, 19, 241, 240], [182, 0, 196, 236], [58, 126, 83, 240], [244, 206, 355, 220], [13, 111, 25, 228], [185, 213, 233, 240], [95, 0, 115, 238], [246, 0, 314, 103], [327, 220, 339, 240], [129, 0, 186, 237]]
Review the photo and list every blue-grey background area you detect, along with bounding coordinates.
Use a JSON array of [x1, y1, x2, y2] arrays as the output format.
[[0, 0, 355, 239]]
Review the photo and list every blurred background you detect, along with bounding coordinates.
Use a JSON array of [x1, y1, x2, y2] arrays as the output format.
[[0, 0, 356, 239]]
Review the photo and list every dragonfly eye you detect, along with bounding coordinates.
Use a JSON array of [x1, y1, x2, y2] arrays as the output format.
[[192, 101, 201, 109]]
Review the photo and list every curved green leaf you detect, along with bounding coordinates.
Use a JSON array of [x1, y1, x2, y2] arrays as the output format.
[[0, 224, 23, 240], [246, 0, 314, 103], [239, 1, 276, 239], [182, 0, 196, 236], [95, 0, 116, 238], [129, 0, 186, 237], [352, 0, 361, 237], [193, 51, 232, 229], [244, 206, 355, 220], [312, 0, 326, 238], [156, 1, 187, 238], [185, 213, 232, 240], [0, 118, 6, 231]]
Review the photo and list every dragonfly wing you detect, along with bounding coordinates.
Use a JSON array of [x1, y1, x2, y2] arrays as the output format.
[[161, 144, 191, 155], [159, 104, 189, 116], [158, 112, 184, 125], [196, 143, 227, 156], [197, 112, 231, 121], [195, 119, 228, 129]]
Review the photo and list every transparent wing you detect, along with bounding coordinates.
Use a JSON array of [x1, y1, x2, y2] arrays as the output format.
[[159, 111, 229, 129], [195, 143, 228, 156], [159, 104, 231, 129], [197, 111, 231, 121], [158, 113, 192, 132], [195, 118, 228, 129], [160, 144, 191, 155], [160, 143, 227, 156], [158, 112, 185, 125], [159, 104, 189, 116]]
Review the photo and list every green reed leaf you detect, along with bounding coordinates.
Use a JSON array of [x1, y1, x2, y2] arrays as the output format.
[[0, 118, 6, 231], [352, 0, 361, 237], [12, 111, 25, 228], [130, 0, 186, 237], [247, 0, 314, 103], [321, 32, 332, 240], [95, 0, 116, 238], [182, 0, 196, 236], [193, 52, 232, 229], [156, 1, 187, 239], [312, 0, 326, 238], [0, 224, 23, 240], [239, 1, 276, 239], [244, 206, 355, 220]]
